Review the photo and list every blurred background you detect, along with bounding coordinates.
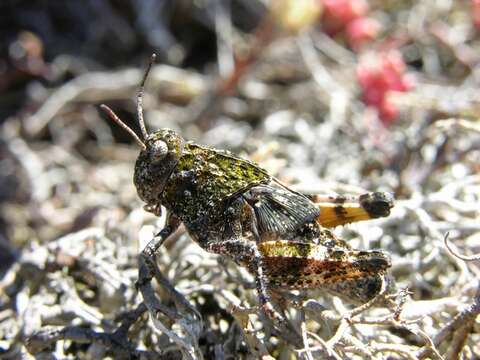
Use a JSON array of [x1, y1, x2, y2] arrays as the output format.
[[1, 0, 479, 359]]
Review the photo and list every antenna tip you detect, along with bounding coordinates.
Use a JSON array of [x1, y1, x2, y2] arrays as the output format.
[[99, 104, 112, 114]]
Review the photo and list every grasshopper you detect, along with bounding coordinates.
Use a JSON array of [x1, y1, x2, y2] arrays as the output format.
[[100, 55, 393, 322]]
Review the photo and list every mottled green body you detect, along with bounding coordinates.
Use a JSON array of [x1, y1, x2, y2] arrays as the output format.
[[161, 143, 269, 230], [132, 128, 391, 306], [134, 129, 320, 244]]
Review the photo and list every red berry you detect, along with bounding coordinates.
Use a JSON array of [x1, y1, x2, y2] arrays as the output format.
[[321, 0, 368, 35], [345, 17, 380, 50], [356, 51, 414, 125], [473, 0, 480, 28]]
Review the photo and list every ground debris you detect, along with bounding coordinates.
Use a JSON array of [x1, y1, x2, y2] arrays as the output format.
[[1, 1, 480, 359]]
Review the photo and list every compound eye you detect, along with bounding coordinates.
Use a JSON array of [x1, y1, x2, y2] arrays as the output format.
[[151, 140, 168, 161]]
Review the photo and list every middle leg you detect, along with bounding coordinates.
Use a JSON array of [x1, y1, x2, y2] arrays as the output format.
[[206, 238, 280, 320], [206, 238, 304, 346]]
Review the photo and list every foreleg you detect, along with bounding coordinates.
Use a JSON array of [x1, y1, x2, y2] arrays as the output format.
[[137, 212, 181, 286]]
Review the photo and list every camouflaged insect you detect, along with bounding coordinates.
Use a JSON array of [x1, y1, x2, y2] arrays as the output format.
[[100, 55, 394, 322]]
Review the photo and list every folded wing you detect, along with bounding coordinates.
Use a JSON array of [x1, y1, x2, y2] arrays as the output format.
[[243, 182, 320, 239]]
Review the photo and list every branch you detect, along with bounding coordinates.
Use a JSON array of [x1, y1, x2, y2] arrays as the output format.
[[25, 304, 159, 358]]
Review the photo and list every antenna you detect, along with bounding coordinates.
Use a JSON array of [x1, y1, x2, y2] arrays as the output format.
[[137, 53, 157, 140], [99, 104, 146, 150], [99, 53, 157, 150]]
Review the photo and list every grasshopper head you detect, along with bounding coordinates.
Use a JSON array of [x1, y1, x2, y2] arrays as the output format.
[[101, 54, 185, 215], [133, 129, 184, 212]]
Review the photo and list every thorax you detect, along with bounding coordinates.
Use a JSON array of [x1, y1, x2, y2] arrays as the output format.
[[161, 143, 269, 224]]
